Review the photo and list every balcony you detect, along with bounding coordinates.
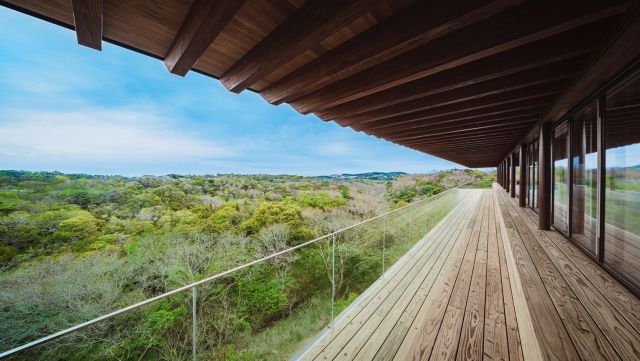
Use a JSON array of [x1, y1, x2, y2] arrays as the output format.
[[294, 186, 640, 361]]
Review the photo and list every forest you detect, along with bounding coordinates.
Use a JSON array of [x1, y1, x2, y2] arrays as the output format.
[[0, 169, 493, 360]]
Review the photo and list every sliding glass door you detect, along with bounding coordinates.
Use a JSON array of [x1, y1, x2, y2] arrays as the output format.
[[603, 73, 640, 286], [570, 104, 598, 256]]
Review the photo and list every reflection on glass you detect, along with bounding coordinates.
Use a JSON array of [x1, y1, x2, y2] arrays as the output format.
[[571, 103, 598, 256], [553, 123, 569, 233], [604, 73, 640, 286]]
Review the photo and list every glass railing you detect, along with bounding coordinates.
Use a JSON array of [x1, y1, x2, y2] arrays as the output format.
[[0, 184, 471, 361]]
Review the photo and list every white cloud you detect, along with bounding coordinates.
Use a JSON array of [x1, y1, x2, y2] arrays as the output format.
[[316, 142, 358, 157], [0, 108, 235, 164]]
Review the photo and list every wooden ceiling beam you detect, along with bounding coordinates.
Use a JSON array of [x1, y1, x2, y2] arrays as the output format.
[[401, 126, 532, 145], [260, 0, 521, 104], [164, 0, 245, 76], [420, 146, 515, 153], [316, 29, 596, 121], [374, 110, 544, 138], [339, 62, 578, 126], [357, 95, 556, 132], [349, 81, 565, 131], [290, 1, 629, 114], [390, 117, 539, 141], [72, 0, 103, 50], [543, 13, 640, 124], [371, 104, 547, 136], [220, 0, 380, 93]]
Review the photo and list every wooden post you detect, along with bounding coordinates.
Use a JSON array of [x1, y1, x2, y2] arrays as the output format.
[[510, 152, 516, 198], [596, 95, 606, 262], [519, 145, 527, 207], [506, 158, 510, 193], [538, 123, 552, 230]]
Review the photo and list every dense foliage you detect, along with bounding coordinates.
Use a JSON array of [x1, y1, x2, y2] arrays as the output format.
[[0, 169, 492, 360]]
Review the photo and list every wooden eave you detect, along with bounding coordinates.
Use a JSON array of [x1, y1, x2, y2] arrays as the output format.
[[2, 0, 639, 168]]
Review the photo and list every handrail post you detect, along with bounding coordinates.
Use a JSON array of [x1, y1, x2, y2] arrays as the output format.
[[331, 234, 336, 328], [382, 214, 386, 276], [192, 286, 197, 361]]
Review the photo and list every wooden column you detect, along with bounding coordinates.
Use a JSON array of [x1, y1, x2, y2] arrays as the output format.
[[596, 95, 606, 262], [505, 158, 510, 192], [510, 152, 516, 198], [538, 123, 552, 230], [519, 145, 527, 207]]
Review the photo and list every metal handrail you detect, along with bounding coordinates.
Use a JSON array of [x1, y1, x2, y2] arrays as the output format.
[[0, 183, 468, 359]]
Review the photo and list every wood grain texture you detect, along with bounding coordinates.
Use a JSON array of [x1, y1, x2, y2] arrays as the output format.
[[164, 0, 245, 76], [5, 0, 634, 167], [288, 1, 629, 114], [220, 0, 379, 92], [298, 191, 481, 361], [492, 188, 544, 361], [72, 0, 102, 50], [314, 36, 594, 122], [260, 0, 521, 105], [498, 189, 622, 361], [393, 194, 488, 360], [543, 13, 640, 124]]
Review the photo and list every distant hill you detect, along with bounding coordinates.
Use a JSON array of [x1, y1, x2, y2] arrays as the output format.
[[317, 171, 407, 180]]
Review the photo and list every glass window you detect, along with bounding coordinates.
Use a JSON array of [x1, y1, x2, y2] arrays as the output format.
[[553, 122, 569, 233], [571, 103, 598, 256], [604, 73, 640, 285]]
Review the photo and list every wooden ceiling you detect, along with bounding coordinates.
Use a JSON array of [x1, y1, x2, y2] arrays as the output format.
[[2, 0, 639, 167]]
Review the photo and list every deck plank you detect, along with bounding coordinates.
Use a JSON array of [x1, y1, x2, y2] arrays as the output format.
[[495, 188, 579, 361], [495, 208, 524, 361], [519, 206, 640, 336], [294, 186, 640, 361], [340, 200, 473, 361], [372, 193, 485, 361], [300, 192, 476, 360], [498, 189, 623, 360], [393, 193, 488, 360]]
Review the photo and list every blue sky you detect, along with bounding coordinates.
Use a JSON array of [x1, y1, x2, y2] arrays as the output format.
[[0, 7, 463, 176]]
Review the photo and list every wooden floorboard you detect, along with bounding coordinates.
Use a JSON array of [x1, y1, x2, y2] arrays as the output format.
[[294, 186, 640, 361], [496, 185, 640, 361]]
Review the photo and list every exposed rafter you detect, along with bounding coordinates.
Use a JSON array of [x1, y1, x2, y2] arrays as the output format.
[[2, 0, 636, 167], [164, 0, 245, 76], [543, 13, 640, 124], [260, 0, 521, 104], [315, 27, 597, 121], [72, 0, 102, 50], [220, 0, 380, 93], [289, 1, 629, 114]]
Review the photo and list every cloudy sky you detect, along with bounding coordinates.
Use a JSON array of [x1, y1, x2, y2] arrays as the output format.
[[0, 7, 463, 176]]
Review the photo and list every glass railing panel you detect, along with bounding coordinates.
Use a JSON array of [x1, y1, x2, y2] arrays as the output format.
[[383, 188, 462, 270], [197, 237, 334, 360], [3, 292, 192, 361]]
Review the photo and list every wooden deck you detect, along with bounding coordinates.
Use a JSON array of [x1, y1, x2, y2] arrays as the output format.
[[295, 187, 640, 361]]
